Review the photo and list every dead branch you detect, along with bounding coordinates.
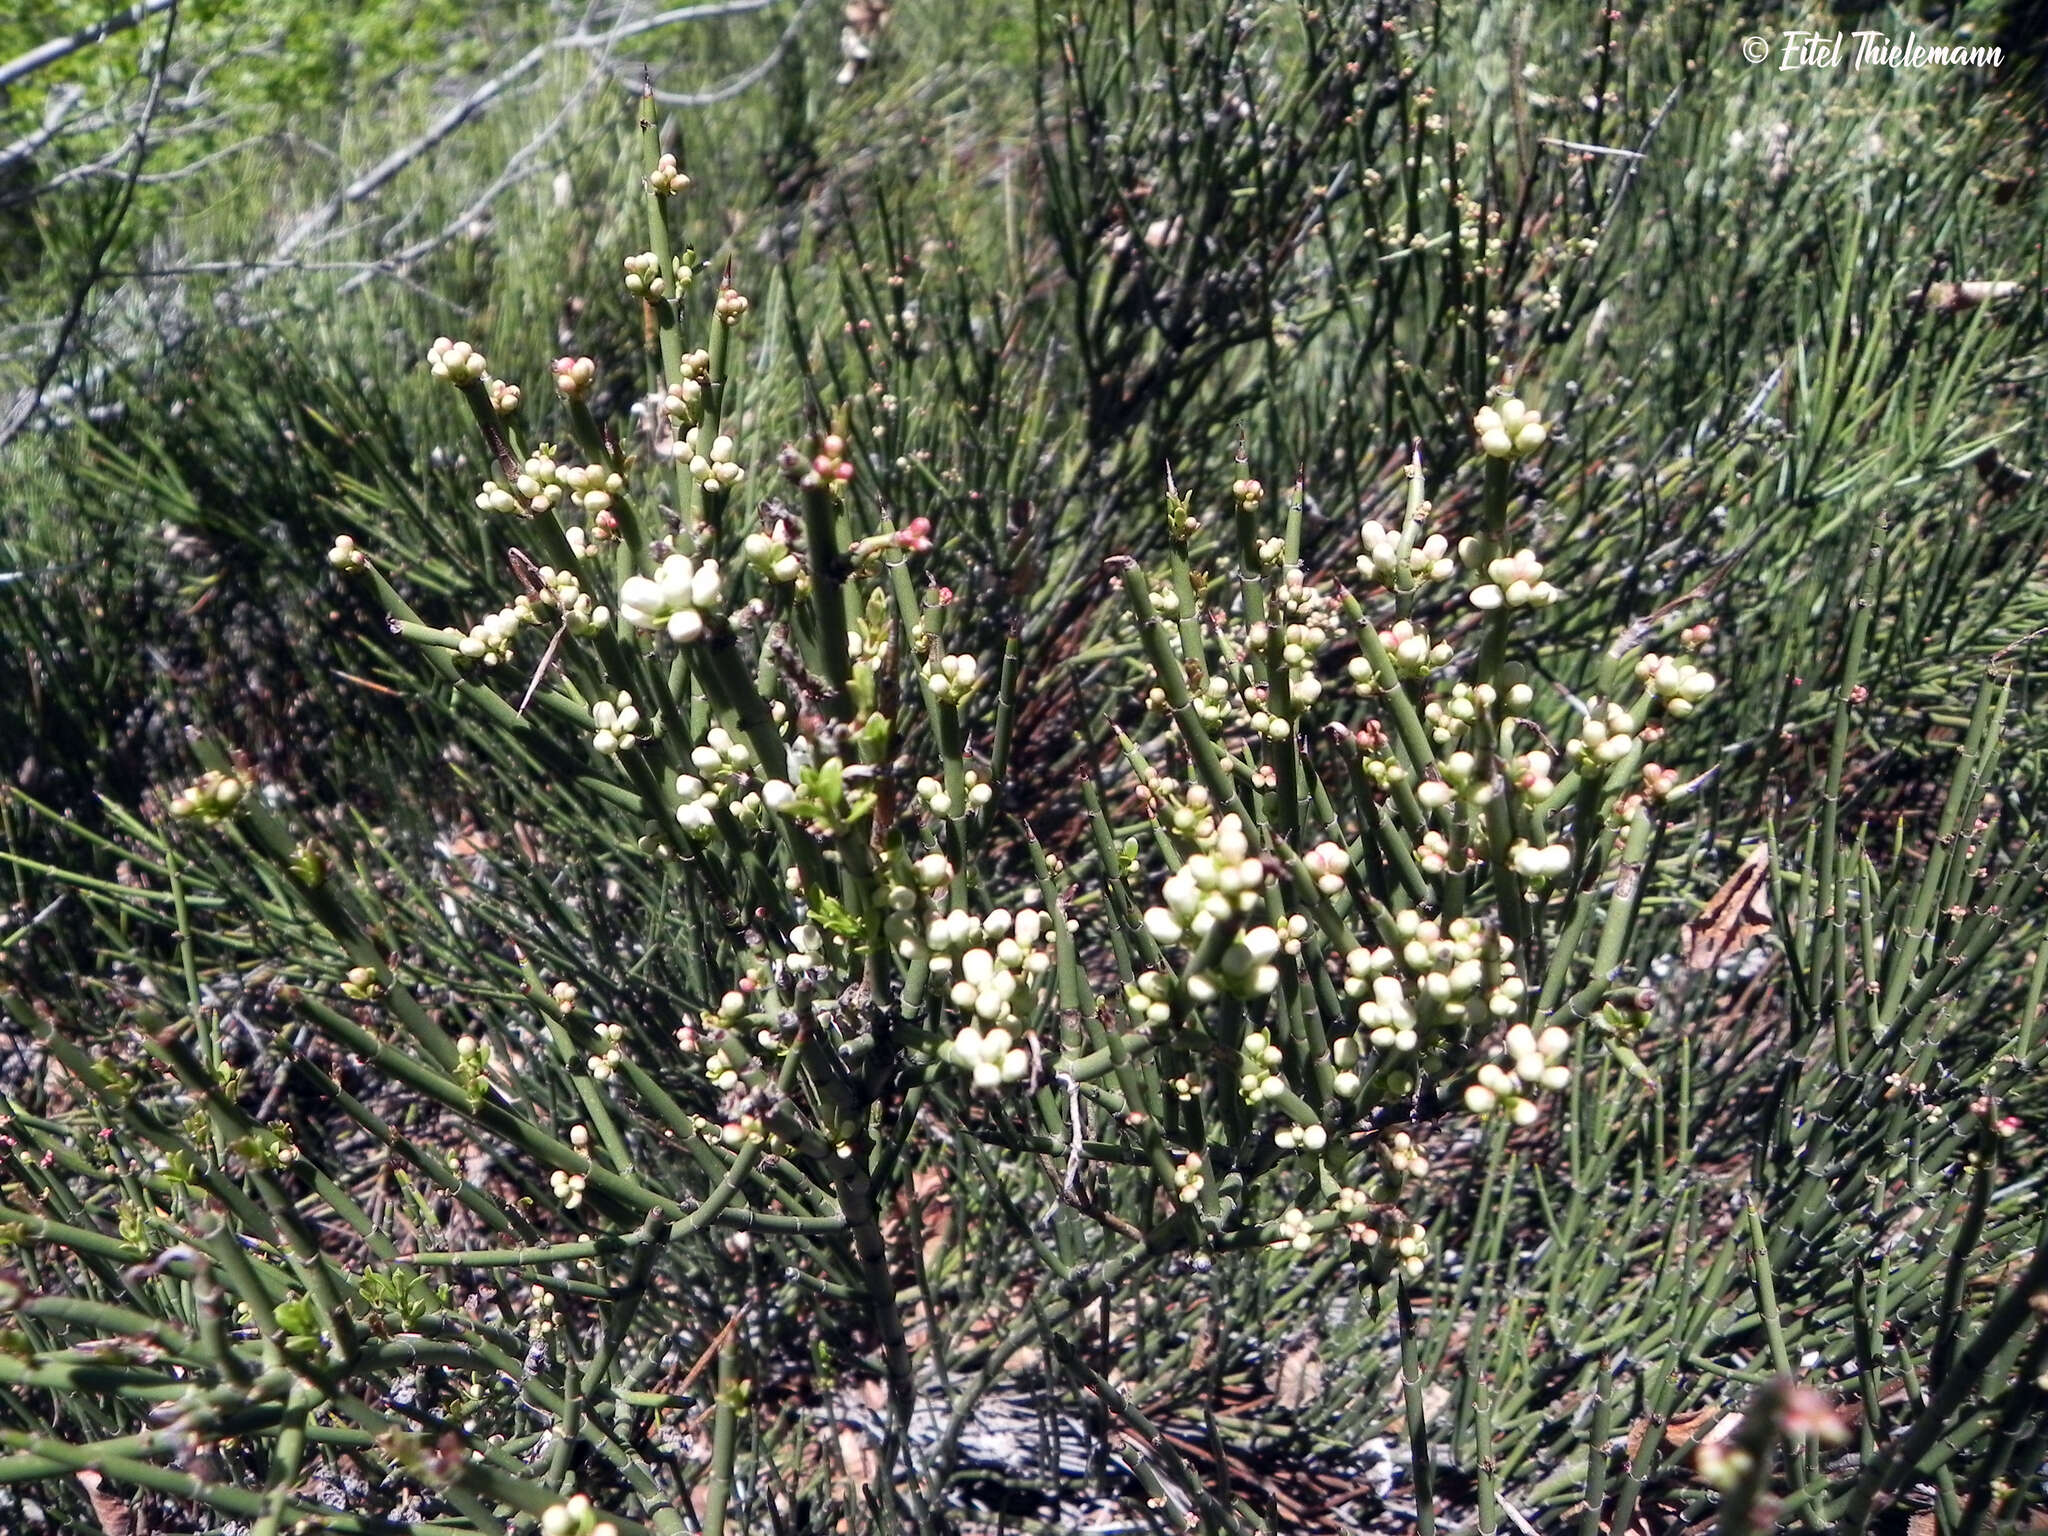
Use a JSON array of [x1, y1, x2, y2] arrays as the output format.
[[0, 3, 179, 452], [558, 0, 784, 48], [0, 85, 84, 177], [634, 0, 821, 107], [269, 42, 553, 259], [0, 0, 179, 94], [270, 0, 800, 263]]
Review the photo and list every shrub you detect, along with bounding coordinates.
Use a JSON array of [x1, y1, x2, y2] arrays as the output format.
[[0, 91, 1746, 1526]]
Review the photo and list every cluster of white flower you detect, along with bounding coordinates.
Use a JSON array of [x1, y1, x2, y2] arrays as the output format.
[[1273, 1206, 1318, 1252], [426, 337, 489, 387], [1142, 813, 1266, 945], [454, 1033, 495, 1101], [528, 564, 609, 635], [1417, 749, 1495, 810], [684, 429, 745, 491], [1510, 840, 1573, 880], [1302, 840, 1351, 894], [1454, 179, 1503, 264], [1135, 773, 1220, 839], [1327, 1185, 1432, 1274], [1354, 972, 1418, 1055], [1508, 748, 1556, 802], [1387, 1224, 1430, 1277], [1636, 652, 1718, 717], [922, 651, 979, 704], [1337, 912, 1523, 1074], [644, 152, 691, 196], [1424, 679, 1532, 745], [459, 604, 529, 666], [620, 554, 724, 642], [551, 355, 597, 399], [559, 462, 624, 520], [1171, 1152, 1206, 1203], [1210, 928, 1289, 1003], [1468, 547, 1559, 611], [539, 1493, 618, 1536], [1143, 575, 1184, 618], [1273, 1117, 1328, 1152], [1139, 818, 1296, 1002], [929, 907, 1052, 1003], [683, 1028, 746, 1093], [1355, 741, 1409, 790], [942, 1019, 1031, 1089], [488, 378, 521, 416], [169, 768, 252, 822], [587, 1020, 626, 1081], [1464, 1023, 1572, 1124], [623, 251, 689, 301], [475, 449, 570, 519], [714, 283, 750, 325], [1401, 913, 1523, 1021], [590, 692, 643, 756], [326, 534, 367, 571], [1148, 671, 1233, 725], [926, 906, 1054, 1089], [550, 1169, 587, 1210], [1239, 1029, 1286, 1104], [1414, 828, 1457, 875], [674, 727, 758, 834], [1358, 518, 1454, 586], [1125, 969, 1174, 1028], [475, 481, 521, 518], [743, 525, 802, 584], [1381, 1130, 1429, 1180], [658, 350, 712, 426], [1567, 699, 1639, 772], [914, 770, 992, 818], [1257, 568, 1337, 716], [1364, 618, 1452, 683], [1473, 396, 1547, 459]]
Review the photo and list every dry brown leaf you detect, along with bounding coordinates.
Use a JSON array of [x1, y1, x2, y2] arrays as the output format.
[[837, 1424, 879, 1484], [75, 1470, 136, 1536], [1273, 1335, 1324, 1410], [1658, 1401, 1727, 1453], [1910, 280, 2025, 313], [1681, 846, 1773, 972]]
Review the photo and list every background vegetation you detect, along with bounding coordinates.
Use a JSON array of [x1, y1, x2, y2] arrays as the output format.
[[5, 0, 2048, 1532]]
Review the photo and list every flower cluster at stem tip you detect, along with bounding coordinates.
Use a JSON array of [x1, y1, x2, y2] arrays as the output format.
[[540, 1495, 617, 1536], [619, 555, 724, 642]]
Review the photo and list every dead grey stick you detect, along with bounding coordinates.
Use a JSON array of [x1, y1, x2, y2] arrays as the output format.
[[0, 0, 177, 92]]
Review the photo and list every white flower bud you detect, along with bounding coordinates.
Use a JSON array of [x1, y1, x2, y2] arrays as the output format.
[[426, 337, 488, 386]]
